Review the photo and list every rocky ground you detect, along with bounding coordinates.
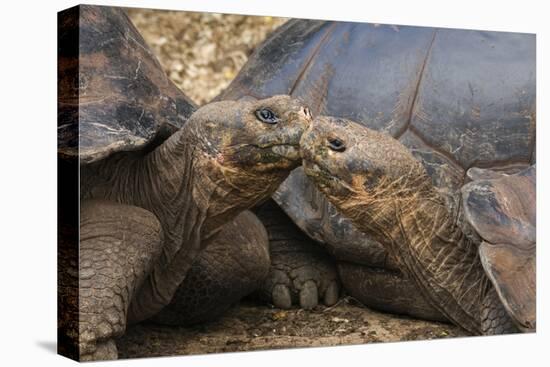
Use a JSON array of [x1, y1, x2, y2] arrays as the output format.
[[118, 8, 468, 359]]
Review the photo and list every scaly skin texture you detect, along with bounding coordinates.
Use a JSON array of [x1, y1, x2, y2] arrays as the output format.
[[336, 262, 447, 322], [151, 210, 271, 326], [78, 200, 164, 361], [300, 116, 519, 335], [254, 200, 340, 310], [75, 95, 311, 360]]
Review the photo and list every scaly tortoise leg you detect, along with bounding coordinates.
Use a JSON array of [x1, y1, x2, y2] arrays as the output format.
[[255, 201, 341, 310], [152, 210, 270, 326], [337, 262, 448, 322], [481, 286, 520, 335], [78, 200, 163, 361]]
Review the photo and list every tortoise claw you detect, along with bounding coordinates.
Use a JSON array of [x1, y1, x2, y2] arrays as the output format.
[[272, 284, 293, 309], [323, 280, 340, 306], [299, 280, 319, 310]]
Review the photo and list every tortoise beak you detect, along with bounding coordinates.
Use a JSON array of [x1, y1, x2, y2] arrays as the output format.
[[285, 105, 313, 148]]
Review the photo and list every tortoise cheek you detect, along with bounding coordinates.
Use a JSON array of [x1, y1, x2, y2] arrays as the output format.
[[363, 175, 380, 192]]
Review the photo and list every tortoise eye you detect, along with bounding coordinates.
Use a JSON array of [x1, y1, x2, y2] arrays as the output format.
[[255, 108, 279, 124], [328, 137, 346, 152]]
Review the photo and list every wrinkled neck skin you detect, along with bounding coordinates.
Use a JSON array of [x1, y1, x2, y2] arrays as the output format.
[[331, 169, 490, 335], [190, 149, 290, 240], [82, 128, 206, 239], [81, 123, 288, 322]]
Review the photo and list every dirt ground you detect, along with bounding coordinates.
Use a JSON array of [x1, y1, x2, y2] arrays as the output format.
[[118, 8, 469, 358], [118, 298, 466, 359]]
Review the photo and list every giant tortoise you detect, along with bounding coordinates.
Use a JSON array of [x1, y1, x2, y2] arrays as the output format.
[[58, 6, 311, 360], [58, 7, 536, 360], [217, 19, 535, 325], [300, 116, 535, 334]]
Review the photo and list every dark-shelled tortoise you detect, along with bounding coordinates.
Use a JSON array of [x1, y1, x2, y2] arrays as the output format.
[[218, 19, 535, 326], [58, 6, 311, 361], [299, 116, 535, 334]]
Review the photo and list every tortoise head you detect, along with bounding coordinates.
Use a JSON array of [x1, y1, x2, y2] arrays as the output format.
[[181, 95, 312, 226], [190, 95, 312, 174], [300, 116, 431, 224]]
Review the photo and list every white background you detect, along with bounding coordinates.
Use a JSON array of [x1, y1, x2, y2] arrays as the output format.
[[0, 0, 548, 366]]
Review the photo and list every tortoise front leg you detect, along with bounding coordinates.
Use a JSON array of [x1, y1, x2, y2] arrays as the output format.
[[151, 210, 271, 325], [481, 286, 520, 335], [78, 200, 163, 361], [337, 262, 448, 322]]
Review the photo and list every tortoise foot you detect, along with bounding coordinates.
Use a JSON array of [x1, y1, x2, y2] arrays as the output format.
[[268, 267, 340, 310], [255, 201, 341, 310]]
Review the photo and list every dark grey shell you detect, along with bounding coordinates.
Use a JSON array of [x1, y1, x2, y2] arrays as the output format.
[[58, 5, 196, 164], [220, 20, 536, 268]]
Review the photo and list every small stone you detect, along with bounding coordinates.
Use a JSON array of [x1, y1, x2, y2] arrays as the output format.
[[331, 317, 350, 323], [271, 310, 288, 321]]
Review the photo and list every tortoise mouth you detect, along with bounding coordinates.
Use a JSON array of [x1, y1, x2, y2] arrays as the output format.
[[221, 142, 302, 173], [303, 159, 357, 197], [243, 142, 302, 163], [303, 160, 340, 187], [269, 143, 300, 161]]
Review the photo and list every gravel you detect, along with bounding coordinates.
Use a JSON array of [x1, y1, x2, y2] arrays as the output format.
[[127, 8, 287, 105]]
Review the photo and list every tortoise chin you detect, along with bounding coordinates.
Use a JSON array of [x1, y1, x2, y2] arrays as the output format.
[[302, 160, 353, 198], [303, 161, 333, 186]]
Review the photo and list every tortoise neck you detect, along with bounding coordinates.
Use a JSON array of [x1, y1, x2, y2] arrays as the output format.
[[357, 179, 490, 334], [140, 124, 286, 239], [139, 127, 202, 227], [80, 125, 206, 239], [79, 128, 206, 324]]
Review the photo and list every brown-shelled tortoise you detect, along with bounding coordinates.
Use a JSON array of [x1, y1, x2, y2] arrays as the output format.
[[218, 20, 535, 334], [58, 6, 312, 360]]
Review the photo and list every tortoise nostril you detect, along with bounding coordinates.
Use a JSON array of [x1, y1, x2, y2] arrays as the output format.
[[302, 107, 312, 119], [328, 137, 346, 152]]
